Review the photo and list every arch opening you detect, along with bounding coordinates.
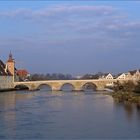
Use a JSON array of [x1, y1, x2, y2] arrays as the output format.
[[15, 84, 29, 90], [82, 82, 97, 92], [37, 84, 52, 91], [60, 83, 75, 92]]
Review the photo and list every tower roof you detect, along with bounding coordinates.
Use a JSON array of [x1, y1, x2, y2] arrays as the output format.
[[7, 51, 14, 62]]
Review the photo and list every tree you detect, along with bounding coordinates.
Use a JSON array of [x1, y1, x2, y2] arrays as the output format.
[[30, 73, 74, 81], [122, 81, 135, 92], [113, 81, 124, 92], [113, 80, 135, 92], [135, 80, 140, 93]]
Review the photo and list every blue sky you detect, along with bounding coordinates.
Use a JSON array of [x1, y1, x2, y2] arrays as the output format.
[[0, 1, 140, 75]]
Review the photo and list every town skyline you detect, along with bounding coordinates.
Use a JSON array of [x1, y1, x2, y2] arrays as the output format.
[[0, 52, 140, 79], [0, 1, 140, 75]]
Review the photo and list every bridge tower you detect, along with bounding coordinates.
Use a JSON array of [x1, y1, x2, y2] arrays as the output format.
[[6, 51, 15, 81]]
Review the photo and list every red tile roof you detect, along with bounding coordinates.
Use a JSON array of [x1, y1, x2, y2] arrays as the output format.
[[17, 69, 29, 77]]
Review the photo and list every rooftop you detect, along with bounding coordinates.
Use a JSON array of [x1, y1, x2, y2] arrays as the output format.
[[0, 60, 12, 76]]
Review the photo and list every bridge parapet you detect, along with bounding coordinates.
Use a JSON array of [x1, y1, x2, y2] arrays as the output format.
[[14, 79, 132, 91]]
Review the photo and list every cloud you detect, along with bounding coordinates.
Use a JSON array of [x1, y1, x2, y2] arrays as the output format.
[[1, 4, 140, 74], [0, 5, 116, 19], [0, 8, 32, 18], [0, 4, 140, 51]]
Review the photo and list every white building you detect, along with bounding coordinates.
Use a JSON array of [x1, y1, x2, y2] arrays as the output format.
[[105, 73, 114, 80], [99, 73, 114, 80], [117, 73, 126, 80]]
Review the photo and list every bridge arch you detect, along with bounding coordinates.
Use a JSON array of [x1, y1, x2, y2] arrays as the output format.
[[82, 82, 97, 91], [60, 83, 75, 91], [37, 84, 52, 91], [14, 84, 29, 90]]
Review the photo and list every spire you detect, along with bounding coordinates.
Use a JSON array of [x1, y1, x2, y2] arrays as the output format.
[[7, 51, 14, 62], [9, 51, 12, 59]]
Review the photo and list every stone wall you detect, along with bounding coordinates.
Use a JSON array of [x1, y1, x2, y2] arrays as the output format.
[[14, 79, 116, 91], [0, 76, 13, 89]]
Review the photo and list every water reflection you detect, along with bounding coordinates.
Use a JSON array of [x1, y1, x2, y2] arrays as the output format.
[[0, 90, 140, 139], [60, 83, 75, 92], [37, 84, 52, 91], [113, 99, 140, 122], [123, 102, 135, 121], [0, 91, 36, 138], [0, 93, 16, 138]]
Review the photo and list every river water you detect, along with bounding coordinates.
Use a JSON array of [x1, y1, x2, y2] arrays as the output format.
[[0, 90, 140, 139]]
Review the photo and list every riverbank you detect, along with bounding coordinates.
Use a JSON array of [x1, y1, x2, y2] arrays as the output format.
[[0, 88, 16, 92], [0, 88, 29, 92], [112, 91, 140, 108]]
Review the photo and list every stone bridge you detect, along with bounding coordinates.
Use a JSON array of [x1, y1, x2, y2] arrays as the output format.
[[13, 79, 126, 91]]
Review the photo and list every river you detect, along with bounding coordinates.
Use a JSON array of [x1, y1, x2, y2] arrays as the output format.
[[0, 89, 140, 139]]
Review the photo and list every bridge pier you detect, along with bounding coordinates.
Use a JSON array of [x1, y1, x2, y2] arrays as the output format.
[[51, 87, 61, 91], [29, 87, 38, 91], [74, 87, 83, 91], [27, 84, 38, 91]]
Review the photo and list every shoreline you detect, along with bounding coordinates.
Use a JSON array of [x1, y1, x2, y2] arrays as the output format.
[[0, 88, 16, 92], [111, 91, 140, 108], [0, 88, 29, 92]]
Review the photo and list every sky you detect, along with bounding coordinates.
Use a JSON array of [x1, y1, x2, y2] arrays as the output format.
[[0, 0, 140, 76]]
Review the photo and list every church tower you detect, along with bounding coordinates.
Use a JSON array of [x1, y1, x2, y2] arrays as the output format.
[[6, 52, 15, 81]]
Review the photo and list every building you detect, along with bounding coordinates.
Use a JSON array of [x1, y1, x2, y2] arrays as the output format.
[[6, 52, 15, 82], [6, 52, 15, 76], [115, 70, 140, 81], [117, 73, 126, 80], [99, 73, 114, 87], [0, 52, 21, 90], [126, 70, 140, 81], [17, 69, 30, 81], [0, 59, 13, 90], [106, 73, 114, 80], [99, 73, 114, 80]]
